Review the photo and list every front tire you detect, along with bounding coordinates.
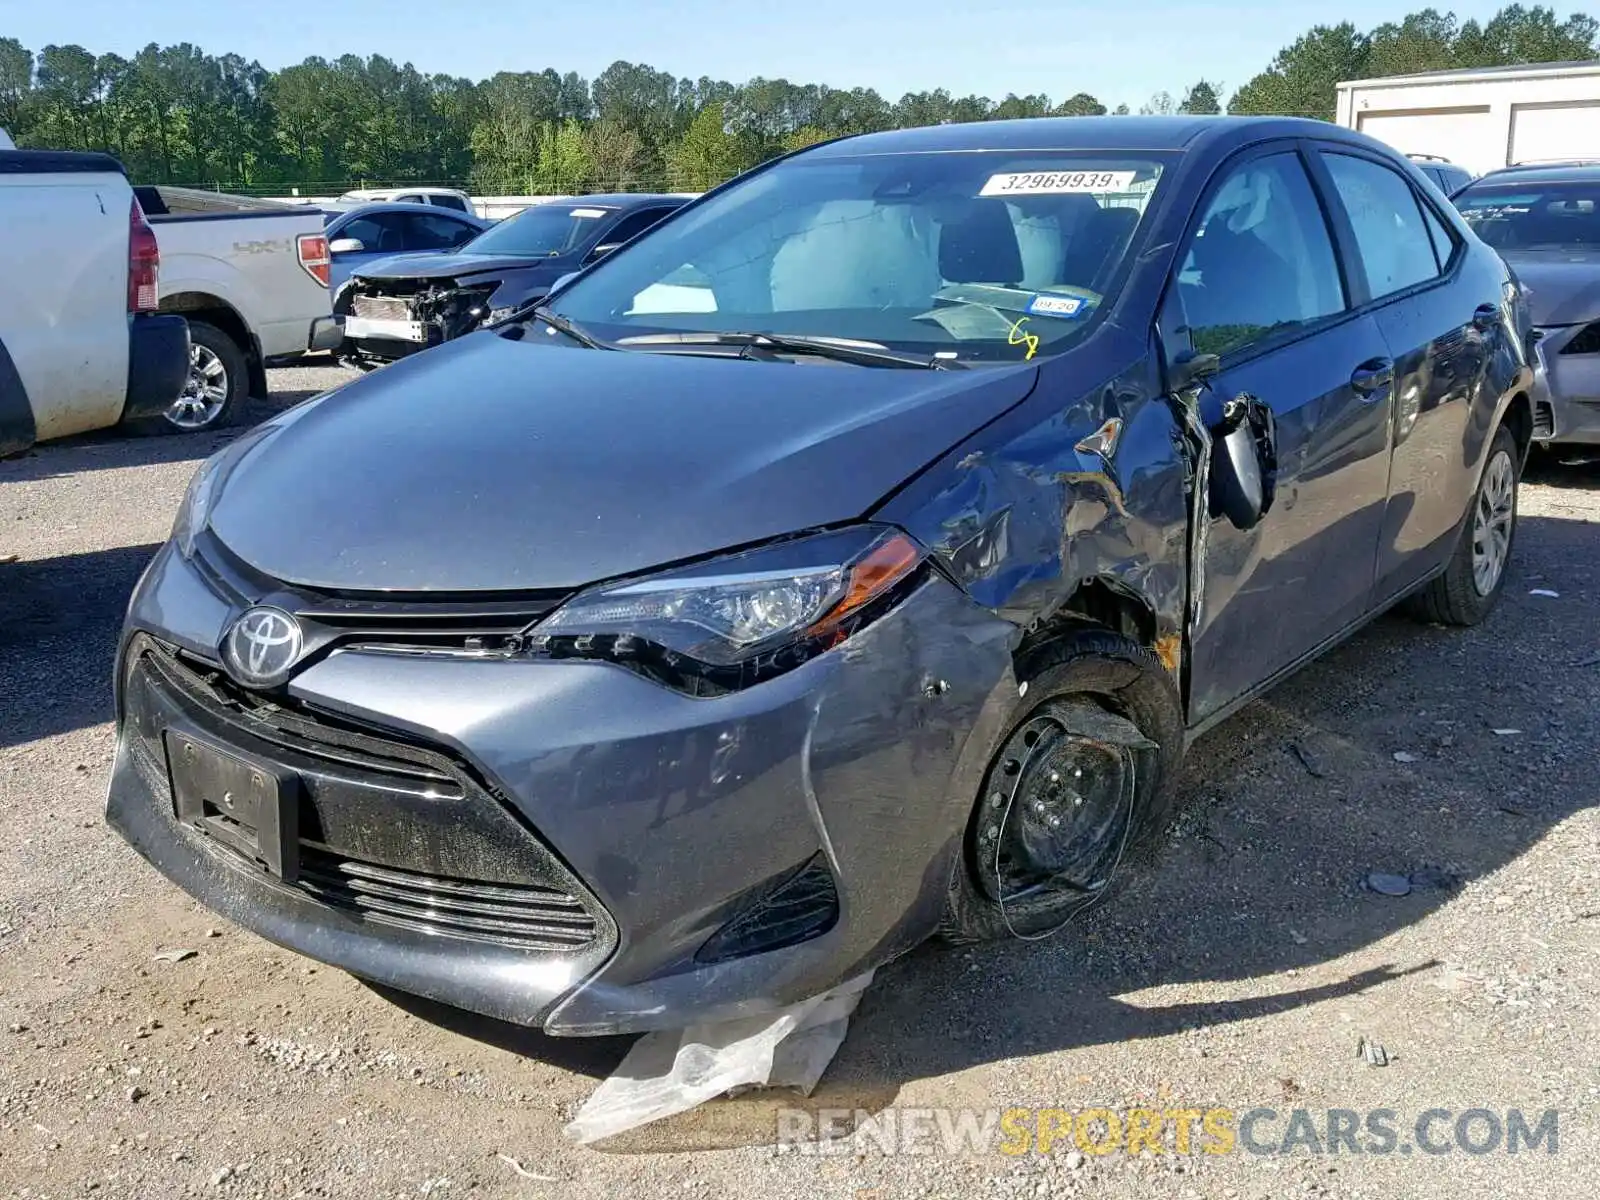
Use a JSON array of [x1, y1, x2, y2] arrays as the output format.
[[1404, 424, 1519, 626], [939, 628, 1185, 944]]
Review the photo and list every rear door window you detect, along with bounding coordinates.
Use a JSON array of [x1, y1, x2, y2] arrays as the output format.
[[1176, 151, 1348, 359], [335, 213, 409, 254], [600, 207, 674, 248], [405, 213, 478, 251], [1321, 153, 1443, 299]]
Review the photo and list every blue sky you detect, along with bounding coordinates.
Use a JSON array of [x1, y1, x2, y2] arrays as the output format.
[[5, 1, 1530, 111]]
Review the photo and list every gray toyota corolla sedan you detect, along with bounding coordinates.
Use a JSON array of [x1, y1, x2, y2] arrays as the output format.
[[108, 116, 1533, 1036], [1454, 162, 1600, 447]]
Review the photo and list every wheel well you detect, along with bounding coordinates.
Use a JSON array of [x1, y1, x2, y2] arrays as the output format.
[[159, 293, 264, 397], [1502, 391, 1533, 464], [1015, 578, 1160, 675]]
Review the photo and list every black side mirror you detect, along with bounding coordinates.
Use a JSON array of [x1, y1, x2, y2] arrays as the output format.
[[1208, 394, 1278, 530]]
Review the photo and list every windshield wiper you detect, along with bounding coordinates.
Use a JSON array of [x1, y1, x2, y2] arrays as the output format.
[[528, 307, 608, 349], [619, 330, 961, 370]]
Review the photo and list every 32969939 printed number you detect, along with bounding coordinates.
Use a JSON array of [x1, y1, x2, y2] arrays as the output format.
[[979, 170, 1138, 196]]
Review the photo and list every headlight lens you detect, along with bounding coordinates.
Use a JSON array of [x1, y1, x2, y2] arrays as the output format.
[[170, 454, 223, 560], [168, 423, 281, 559], [529, 526, 926, 685]]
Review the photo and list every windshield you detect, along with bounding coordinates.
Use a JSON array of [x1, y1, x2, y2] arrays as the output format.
[[463, 203, 615, 258], [1455, 181, 1600, 250], [548, 152, 1167, 363]]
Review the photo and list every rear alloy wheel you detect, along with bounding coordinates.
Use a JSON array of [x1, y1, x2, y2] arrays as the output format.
[[940, 628, 1184, 944], [156, 321, 247, 434], [1471, 446, 1516, 596], [1404, 424, 1520, 626]]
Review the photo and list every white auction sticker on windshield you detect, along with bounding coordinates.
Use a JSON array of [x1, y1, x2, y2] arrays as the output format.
[[980, 170, 1137, 196]]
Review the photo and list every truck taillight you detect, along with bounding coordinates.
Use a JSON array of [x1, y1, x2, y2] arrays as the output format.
[[128, 197, 160, 313], [297, 233, 330, 287]]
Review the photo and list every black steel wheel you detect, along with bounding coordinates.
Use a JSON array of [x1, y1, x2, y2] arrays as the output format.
[[940, 628, 1184, 944]]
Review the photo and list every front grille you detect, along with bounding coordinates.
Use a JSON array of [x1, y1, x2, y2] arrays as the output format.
[[297, 850, 598, 952], [352, 295, 413, 322], [191, 531, 568, 660], [125, 636, 610, 955], [1534, 400, 1555, 440]]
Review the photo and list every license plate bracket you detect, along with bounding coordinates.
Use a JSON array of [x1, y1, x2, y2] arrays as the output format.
[[343, 315, 427, 343], [164, 730, 300, 882]]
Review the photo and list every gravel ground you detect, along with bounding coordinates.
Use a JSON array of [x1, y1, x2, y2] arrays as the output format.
[[1, 363, 1596, 1199]]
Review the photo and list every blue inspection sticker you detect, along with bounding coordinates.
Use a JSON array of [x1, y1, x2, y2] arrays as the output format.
[[1026, 294, 1087, 319]]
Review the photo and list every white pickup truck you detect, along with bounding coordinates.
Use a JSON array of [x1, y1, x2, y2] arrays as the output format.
[[0, 146, 190, 456], [134, 186, 340, 432]]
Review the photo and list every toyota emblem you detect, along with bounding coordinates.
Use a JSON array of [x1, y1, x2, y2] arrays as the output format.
[[222, 606, 305, 688]]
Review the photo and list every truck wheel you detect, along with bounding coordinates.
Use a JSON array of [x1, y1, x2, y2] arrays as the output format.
[[1403, 423, 1519, 627], [138, 321, 247, 435], [939, 628, 1185, 944]]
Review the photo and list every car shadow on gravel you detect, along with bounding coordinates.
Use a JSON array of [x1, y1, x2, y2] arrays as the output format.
[[1525, 451, 1600, 490], [0, 385, 331, 483], [0, 542, 162, 748]]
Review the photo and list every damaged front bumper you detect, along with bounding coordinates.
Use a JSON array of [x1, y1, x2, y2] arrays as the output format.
[[1531, 325, 1600, 446], [336, 280, 499, 362], [106, 541, 1019, 1035]]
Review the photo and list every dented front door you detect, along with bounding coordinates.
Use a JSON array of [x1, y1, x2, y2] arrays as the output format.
[[1184, 314, 1395, 723], [1168, 146, 1395, 725]]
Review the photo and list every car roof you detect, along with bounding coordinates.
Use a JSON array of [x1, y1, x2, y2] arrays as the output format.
[[332, 201, 484, 221], [350, 186, 465, 196], [804, 114, 1367, 158], [1468, 163, 1600, 187], [543, 193, 693, 210]]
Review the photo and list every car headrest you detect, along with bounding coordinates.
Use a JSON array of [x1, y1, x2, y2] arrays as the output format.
[[940, 203, 1024, 285]]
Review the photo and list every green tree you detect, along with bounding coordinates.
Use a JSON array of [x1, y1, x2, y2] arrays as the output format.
[[1178, 80, 1224, 114], [991, 93, 1054, 120], [1455, 3, 1598, 65], [666, 101, 740, 190], [33, 44, 101, 150], [1228, 21, 1371, 119], [583, 118, 644, 189], [0, 38, 35, 138], [782, 125, 832, 152], [1367, 8, 1460, 76], [532, 118, 592, 193], [1056, 93, 1107, 117]]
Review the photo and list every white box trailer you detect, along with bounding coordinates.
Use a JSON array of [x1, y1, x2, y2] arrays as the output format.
[[1336, 59, 1600, 178]]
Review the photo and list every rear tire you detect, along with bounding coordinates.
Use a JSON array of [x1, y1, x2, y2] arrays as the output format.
[[939, 628, 1184, 944], [126, 320, 247, 436], [1403, 424, 1519, 626]]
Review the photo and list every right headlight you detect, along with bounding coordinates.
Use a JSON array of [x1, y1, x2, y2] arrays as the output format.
[[168, 422, 286, 559], [527, 525, 927, 690]]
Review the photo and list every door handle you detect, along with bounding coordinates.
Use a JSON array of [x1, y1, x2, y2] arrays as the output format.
[[1350, 357, 1394, 398], [1473, 303, 1499, 331]]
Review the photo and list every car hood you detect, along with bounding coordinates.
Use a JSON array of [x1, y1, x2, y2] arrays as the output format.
[[353, 252, 568, 283], [207, 334, 1040, 593], [1502, 250, 1600, 326]]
